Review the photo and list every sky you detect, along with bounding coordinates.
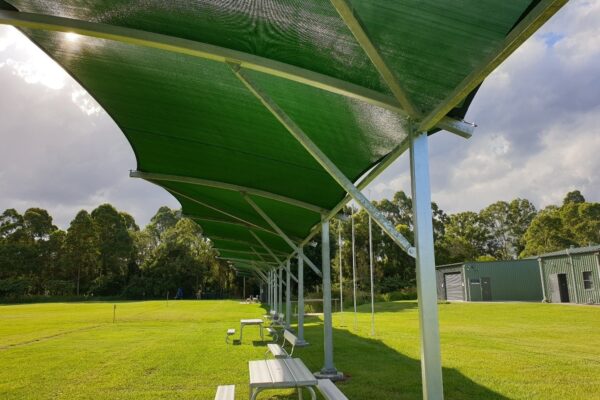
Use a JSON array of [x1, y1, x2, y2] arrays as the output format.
[[0, 1, 599, 230]]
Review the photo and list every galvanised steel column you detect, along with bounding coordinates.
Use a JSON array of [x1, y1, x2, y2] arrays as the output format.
[[537, 258, 547, 302], [369, 216, 375, 336], [338, 230, 343, 312], [269, 270, 274, 310], [316, 220, 342, 380], [278, 266, 283, 314], [273, 269, 278, 313], [286, 259, 292, 328], [410, 130, 443, 400], [296, 247, 308, 346], [352, 209, 358, 330]]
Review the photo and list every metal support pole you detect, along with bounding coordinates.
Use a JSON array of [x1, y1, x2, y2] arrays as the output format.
[[410, 131, 443, 400], [537, 258, 547, 302], [369, 216, 375, 336], [244, 194, 323, 277], [279, 266, 283, 313], [315, 220, 343, 380], [273, 269, 278, 313], [269, 271, 273, 309], [338, 229, 343, 312], [567, 250, 579, 304], [286, 259, 292, 329], [296, 247, 308, 346], [352, 208, 358, 331], [232, 67, 415, 258]]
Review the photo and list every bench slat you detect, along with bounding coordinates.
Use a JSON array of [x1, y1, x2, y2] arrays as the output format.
[[284, 358, 315, 386], [267, 343, 287, 358], [215, 384, 235, 400], [317, 379, 348, 400]]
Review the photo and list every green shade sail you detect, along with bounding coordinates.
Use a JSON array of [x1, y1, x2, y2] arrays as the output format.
[[0, 0, 564, 273]]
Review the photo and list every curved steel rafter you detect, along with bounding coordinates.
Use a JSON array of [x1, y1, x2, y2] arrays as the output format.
[[130, 170, 327, 214], [0, 9, 473, 138]]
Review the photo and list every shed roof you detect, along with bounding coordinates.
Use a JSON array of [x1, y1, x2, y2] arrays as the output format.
[[538, 245, 600, 259], [0, 0, 566, 273]]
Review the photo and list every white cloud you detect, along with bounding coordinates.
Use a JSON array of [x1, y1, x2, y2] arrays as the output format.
[[0, 26, 178, 229], [367, 0, 600, 213], [0, 0, 598, 230], [0, 27, 67, 90], [71, 88, 103, 116]]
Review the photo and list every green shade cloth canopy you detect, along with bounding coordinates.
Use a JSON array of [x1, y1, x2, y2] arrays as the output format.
[[0, 0, 563, 273]]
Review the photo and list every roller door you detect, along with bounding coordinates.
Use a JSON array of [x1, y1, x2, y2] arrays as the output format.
[[444, 273, 464, 301]]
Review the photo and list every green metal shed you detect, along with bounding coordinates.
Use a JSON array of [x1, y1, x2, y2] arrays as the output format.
[[538, 245, 600, 304], [437, 260, 543, 302]]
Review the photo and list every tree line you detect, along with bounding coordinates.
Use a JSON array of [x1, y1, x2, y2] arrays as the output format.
[[0, 205, 236, 299], [328, 190, 599, 294], [1, 190, 598, 300]]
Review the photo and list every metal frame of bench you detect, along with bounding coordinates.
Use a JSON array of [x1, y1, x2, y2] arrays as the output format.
[[225, 328, 235, 345], [265, 329, 297, 359]]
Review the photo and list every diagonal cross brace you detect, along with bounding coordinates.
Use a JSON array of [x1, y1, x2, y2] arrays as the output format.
[[330, 0, 419, 117], [231, 65, 416, 258], [251, 244, 298, 283], [244, 194, 325, 275]]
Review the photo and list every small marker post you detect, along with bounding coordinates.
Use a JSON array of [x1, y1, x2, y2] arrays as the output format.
[[113, 304, 116, 323]]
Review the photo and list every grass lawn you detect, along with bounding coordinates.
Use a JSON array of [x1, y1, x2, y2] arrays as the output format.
[[0, 300, 598, 399]]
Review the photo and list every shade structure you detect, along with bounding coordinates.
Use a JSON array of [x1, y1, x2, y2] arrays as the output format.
[[0, 0, 566, 397], [0, 0, 565, 271]]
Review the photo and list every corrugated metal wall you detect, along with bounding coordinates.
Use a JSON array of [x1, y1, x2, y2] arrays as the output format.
[[463, 260, 543, 302], [541, 251, 600, 304]]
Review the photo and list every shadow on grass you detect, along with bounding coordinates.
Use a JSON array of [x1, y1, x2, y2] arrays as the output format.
[[349, 300, 419, 314], [291, 323, 509, 400]]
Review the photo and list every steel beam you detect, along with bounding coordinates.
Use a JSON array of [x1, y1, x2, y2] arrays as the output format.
[[185, 214, 284, 239], [210, 236, 287, 254], [219, 256, 276, 265], [244, 194, 323, 277], [250, 244, 298, 284], [410, 131, 443, 399], [232, 66, 416, 258], [215, 248, 277, 257], [0, 10, 473, 138], [130, 170, 327, 214], [418, 0, 568, 131], [330, 0, 419, 117], [166, 188, 268, 232]]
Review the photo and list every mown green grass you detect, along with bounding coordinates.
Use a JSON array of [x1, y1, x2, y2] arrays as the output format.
[[0, 300, 598, 399]]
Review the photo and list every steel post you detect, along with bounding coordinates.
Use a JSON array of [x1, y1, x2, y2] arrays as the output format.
[[296, 247, 308, 346], [286, 259, 292, 328], [369, 216, 375, 336], [351, 208, 358, 330], [537, 258, 547, 302], [315, 220, 343, 380], [410, 131, 443, 400], [279, 266, 283, 313], [338, 230, 343, 312]]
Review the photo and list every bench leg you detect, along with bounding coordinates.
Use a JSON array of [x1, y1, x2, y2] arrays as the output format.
[[307, 387, 316, 400], [250, 387, 263, 400]]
